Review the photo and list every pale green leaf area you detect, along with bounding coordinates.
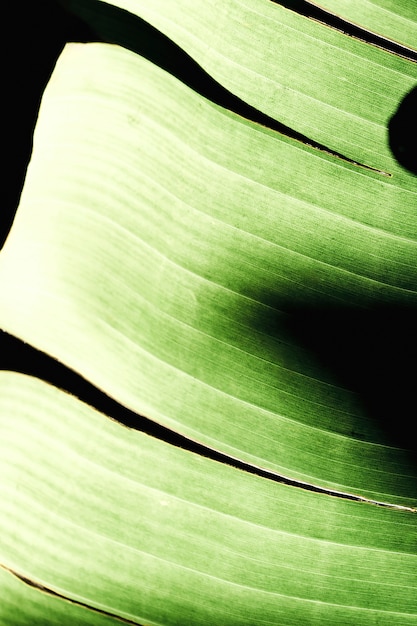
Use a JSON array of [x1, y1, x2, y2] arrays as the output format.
[[310, 0, 417, 52], [60, 0, 417, 182], [0, 566, 121, 626], [1, 43, 416, 506], [1, 372, 417, 625]]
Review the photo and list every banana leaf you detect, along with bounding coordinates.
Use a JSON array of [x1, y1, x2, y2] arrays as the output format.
[[1, 372, 416, 625], [1, 1, 416, 624]]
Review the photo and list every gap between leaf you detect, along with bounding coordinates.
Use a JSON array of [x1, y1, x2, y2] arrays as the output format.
[[272, 0, 417, 62], [1, 332, 414, 512], [0, 564, 144, 626], [56, 0, 391, 176]]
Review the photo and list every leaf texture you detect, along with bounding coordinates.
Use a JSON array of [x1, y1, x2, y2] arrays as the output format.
[[0, 42, 416, 505], [0, 566, 123, 626], [1, 2, 417, 622], [307, 0, 417, 52], [1, 372, 417, 625], [59, 0, 417, 178]]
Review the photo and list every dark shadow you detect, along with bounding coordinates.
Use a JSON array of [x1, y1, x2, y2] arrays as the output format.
[[242, 290, 417, 463], [270, 86, 417, 457], [389, 86, 417, 175], [282, 305, 417, 457], [247, 83, 417, 462], [1, 1, 98, 250], [0, 330, 184, 439]]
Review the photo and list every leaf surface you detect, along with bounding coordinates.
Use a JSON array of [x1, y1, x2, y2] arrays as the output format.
[[59, 0, 417, 179], [0, 565, 123, 626], [0, 42, 416, 505], [308, 0, 417, 52], [2, 2, 417, 622], [1, 372, 417, 625]]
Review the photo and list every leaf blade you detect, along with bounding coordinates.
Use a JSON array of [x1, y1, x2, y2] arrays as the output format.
[[1, 42, 416, 504], [1, 372, 417, 624], [59, 0, 417, 177]]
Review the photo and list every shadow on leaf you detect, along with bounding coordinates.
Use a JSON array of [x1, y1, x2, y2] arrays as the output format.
[[388, 85, 417, 175], [281, 305, 417, 457]]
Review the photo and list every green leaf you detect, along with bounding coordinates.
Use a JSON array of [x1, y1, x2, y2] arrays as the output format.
[[1, 1, 417, 623], [0, 565, 121, 626], [1, 41, 416, 506], [306, 0, 417, 52], [1, 39, 417, 505], [1, 372, 417, 625], [59, 0, 417, 178]]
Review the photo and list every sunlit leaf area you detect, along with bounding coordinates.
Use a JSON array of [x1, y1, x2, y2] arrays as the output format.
[[1, 1, 417, 624]]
